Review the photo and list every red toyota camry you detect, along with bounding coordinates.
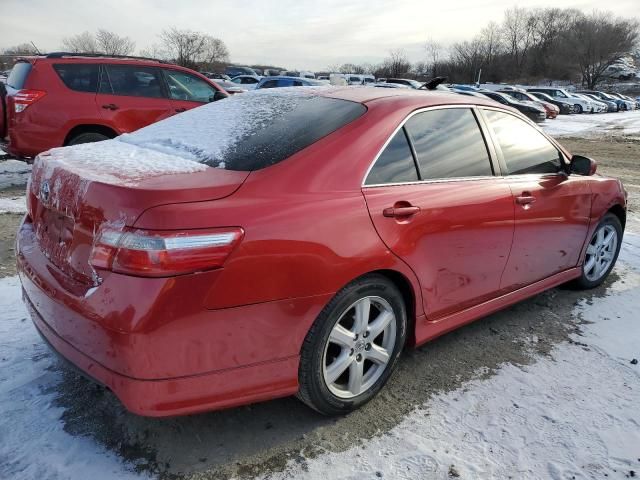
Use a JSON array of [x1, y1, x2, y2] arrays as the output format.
[[17, 87, 626, 417]]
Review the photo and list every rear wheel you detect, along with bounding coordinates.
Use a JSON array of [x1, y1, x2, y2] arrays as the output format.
[[573, 213, 622, 289], [67, 132, 110, 146], [297, 274, 407, 415], [574, 104, 583, 114]]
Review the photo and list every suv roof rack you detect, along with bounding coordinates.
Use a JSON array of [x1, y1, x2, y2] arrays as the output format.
[[45, 52, 169, 64]]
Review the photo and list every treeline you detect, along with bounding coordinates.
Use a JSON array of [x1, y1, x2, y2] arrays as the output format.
[[335, 8, 639, 89]]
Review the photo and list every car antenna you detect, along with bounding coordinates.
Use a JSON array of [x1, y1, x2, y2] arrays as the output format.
[[420, 76, 447, 90], [30, 41, 42, 55]]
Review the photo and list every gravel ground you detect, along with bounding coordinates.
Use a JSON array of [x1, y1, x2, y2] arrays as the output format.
[[0, 129, 638, 479]]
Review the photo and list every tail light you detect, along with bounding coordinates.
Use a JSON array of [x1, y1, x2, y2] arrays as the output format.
[[90, 227, 244, 277], [13, 89, 46, 113]]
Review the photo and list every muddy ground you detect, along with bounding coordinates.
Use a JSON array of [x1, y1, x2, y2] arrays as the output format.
[[0, 134, 638, 479]]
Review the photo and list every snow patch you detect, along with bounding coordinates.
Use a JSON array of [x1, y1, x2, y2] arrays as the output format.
[[0, 195, 26, 214], [542, 110, 640, 138]]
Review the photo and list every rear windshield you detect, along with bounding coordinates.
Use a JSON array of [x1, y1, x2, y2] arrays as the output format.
[[7, 62, 32, 89], [118, 89, 366, 171]]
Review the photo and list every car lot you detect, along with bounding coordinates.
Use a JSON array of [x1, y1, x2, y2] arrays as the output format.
[[1, 110, 639, 479]]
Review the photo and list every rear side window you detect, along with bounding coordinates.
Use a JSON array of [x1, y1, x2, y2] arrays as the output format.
[[365, 129, 419, 185], [53, 64, 99, 93], [484, 110, 561, 175], [260, 80, 278, 89], [7, 62, 32, 89], [99, 65, 164, 98], [405, 108, 493, 179]]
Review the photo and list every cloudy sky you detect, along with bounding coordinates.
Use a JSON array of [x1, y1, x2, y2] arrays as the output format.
[[1, 0, 638, 70]]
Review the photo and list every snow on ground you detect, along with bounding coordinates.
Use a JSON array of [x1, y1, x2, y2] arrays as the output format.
[[0, 195, 26, 214], [542, 110, 640, 138], [0, 276, 150, 480], [260, 234, 640, 480], [0, 159, 31, 190]]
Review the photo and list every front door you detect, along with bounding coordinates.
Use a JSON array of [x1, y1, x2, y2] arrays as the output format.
[[96, 64, 173, 133], [481, 109, 591, 290], [362, 107, 515, 320]]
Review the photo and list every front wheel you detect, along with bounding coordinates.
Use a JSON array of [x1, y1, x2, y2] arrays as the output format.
[[297, 274, 407, 415], [574, 104, 583, 114], [67, 132, 110, 146], [573, 213, 623, 289]]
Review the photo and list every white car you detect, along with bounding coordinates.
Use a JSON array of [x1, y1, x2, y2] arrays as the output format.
[[231, 75, 262, 90], [570, 93, 607, 113], [527, 87, 592, 114]]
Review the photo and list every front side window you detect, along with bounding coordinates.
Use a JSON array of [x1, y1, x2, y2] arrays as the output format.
[[365, 128, 419, 185], [53, 64, 99, 93], [404, 108, 493, 179], [99, 65, 164, 98], [164, 70, 217, 102], [483, 110, 562, 175]]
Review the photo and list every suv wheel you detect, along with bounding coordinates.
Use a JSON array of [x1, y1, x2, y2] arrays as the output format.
[[67, 132, 110, 146], [297, 274, 407, 415], [573, 213, 623, 289]]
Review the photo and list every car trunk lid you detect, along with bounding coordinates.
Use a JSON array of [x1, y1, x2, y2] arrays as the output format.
[[28, 140, 249, 285]]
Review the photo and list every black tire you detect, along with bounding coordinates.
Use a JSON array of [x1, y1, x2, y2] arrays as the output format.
[[297, 274, 407, 415], [67, 132, 110, 146], [573, 213, 623, 289], [574, 104, 583, 114]]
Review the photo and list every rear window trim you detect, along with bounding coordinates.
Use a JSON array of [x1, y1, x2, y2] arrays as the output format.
[[362, 104, 498, 188]]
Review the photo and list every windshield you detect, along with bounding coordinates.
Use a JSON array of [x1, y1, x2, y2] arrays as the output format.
[[119, 88, 366, 171], [7, 62, 32, 89]]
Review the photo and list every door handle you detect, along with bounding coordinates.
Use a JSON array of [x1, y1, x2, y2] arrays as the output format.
[[383, 206, 421, 218], [174, 107, 187, 113], [515, 194, 536, 205], [102, 103, 119, 111]]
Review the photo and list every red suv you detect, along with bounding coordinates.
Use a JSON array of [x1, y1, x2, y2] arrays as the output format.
[[0, 53, 228, 159]]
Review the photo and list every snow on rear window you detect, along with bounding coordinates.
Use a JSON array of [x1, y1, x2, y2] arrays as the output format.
[[117, 88, 367, 171]]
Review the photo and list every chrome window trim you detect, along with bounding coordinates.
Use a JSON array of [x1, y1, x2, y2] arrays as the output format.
[[361, 104, 497, 188], [364, 175, 502, 189]]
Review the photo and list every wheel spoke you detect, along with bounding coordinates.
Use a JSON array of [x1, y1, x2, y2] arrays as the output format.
[[329, 324, 356, 348], [325, 351, 353, 384], [348, 359, 364, 395], [367, 344, 390, 365], [586, 243, 597, 255], [584, 256, 596, 275], [596, 227, 605, 246], [354, 298, 371, 334], [367, 310, 393, 340]]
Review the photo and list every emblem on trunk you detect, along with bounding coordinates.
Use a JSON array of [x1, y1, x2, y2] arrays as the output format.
[[40, 180, 50, 203]]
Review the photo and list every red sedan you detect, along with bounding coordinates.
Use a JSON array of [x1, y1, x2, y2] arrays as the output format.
[[17, 87, 626, 416]]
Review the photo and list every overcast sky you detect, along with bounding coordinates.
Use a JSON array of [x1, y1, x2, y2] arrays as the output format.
[[1, 0, 638, 70]]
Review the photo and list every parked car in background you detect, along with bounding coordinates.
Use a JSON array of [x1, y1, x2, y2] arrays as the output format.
[[499, 90, 559, 119], [481, 90, 546, 122], [607, 92, 635, 111], [575, 90, 621, 112], [203, 72, 231, 81], [581, 93, 618, 112], [374, 83, 411, 89], [225, 65, 258, 78], [230, 75, 261, 89], [19, 87, 626, 417], [528, 91, 574, 115], [211, 79, 247, 95], [0, 53, 229, 159], [386, 78, 424, 89], [569, 93, 607, 113], [255, 76, 325, 89], [527, 87, 591, 114]]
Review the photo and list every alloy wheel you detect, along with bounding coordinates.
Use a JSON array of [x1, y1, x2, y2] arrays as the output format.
[[584, 224, 618, 282], [322, 296, 396, 398]]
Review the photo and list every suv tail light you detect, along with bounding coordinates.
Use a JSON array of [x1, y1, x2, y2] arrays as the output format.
[[13, 89, 46, 113], [90, 227, 244, 277]]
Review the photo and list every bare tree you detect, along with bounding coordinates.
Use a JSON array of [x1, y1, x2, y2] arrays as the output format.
[[61, 31, 99, 53], [95, 30, 135, 56], [159, 27, 229, 69], [2, 43, 40, 55], [501, 7, 536, 77], [424, 39, 445, 77], [382, 49, 411, 78], [199, 36, 229, 65], [566, 11, 639, 89]]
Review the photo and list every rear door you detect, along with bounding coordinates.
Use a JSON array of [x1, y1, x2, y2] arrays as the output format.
[[96, 64, 173, 133], [362, 107, 515, 320], [480, 108, 591, 290], [162, 68, 224, 114]]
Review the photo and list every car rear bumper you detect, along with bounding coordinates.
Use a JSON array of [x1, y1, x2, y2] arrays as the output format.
[[17, 218, 329, 416]]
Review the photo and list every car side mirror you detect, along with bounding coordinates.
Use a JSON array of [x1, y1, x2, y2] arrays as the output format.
[[570, 155, 597, 176], [210, 91, 228, 102]]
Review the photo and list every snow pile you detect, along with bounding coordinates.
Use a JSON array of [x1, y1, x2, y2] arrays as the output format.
[[118, 87, 325, 168], [260, 234, 640, 480], [0, 276, 148, 480], [0, 195, 26, 214], [543, 110, 640, 137]]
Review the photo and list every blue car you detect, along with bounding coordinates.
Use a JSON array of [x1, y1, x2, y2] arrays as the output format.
[[255, 76, 325, 89]]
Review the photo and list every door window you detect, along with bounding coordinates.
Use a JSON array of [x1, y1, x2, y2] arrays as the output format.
[[405, 108, 493, 179], [365, 129, 419, 185], [163, 69, 217, 102], [53, 64, 99, 92], [99, 65, 164, 98], [260, 80, 278, 89], [484, 110, 562, 175]]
